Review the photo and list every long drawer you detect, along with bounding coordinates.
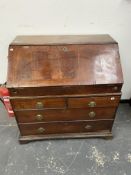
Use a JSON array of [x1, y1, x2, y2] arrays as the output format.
[[15, 107, 117, 123], [19, 120, 114, 136]]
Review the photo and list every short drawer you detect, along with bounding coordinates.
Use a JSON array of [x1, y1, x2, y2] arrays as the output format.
[[10, 98, 65, 110], [15, 107, 117, 123], [19, 120, 114, 136], [68, 95, 120, 108]]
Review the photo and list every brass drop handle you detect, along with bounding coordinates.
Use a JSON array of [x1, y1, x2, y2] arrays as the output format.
[[88, 101, 96, 107], [37, 127, 45, 133], [36, 102, 44, 109], [36, 114, 44, 121], [85, 125, 92, 130], [88, 111, 96, 118]]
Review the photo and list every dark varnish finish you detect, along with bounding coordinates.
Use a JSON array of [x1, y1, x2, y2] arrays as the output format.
[[9, 85, 122, 96], [7, 44, 123, 88], [19, 120, 114, 136], [10, 97, 66, 110], [7, 35, 123, 143], [15, 107, 117, 123]]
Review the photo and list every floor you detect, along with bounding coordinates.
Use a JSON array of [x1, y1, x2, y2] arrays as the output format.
[[0, 102, 131, 175]]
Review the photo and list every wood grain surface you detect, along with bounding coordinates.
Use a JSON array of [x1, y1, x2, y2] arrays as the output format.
[[7, 35, 123, 142], [19, 120, 114, 136], [7, 42, 123, 88], [15, 107, 117, 123], [11, 35, 117, 45]]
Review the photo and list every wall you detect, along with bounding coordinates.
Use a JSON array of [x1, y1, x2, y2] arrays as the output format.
[[0, 0, 131, 99]]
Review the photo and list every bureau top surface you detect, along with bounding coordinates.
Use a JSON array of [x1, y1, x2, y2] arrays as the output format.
[[11, 35, 117, 45], [7, 35, 123, 88]]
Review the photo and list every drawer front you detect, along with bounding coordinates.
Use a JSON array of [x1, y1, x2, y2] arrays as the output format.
[[8, 84, 122, 97], [11, 98, 65, 110], [19, 120, 114, 136], [68, 96, 120, 108], [15, 107, 117, 123]]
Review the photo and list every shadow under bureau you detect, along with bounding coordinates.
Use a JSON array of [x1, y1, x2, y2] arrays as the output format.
[[7, 35, 123, 143]]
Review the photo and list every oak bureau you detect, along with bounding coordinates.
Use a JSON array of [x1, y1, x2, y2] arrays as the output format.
[[7, 35, 123, 143]]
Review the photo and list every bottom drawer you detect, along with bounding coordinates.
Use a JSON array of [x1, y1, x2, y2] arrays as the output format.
[[19, 120, 114, 136]]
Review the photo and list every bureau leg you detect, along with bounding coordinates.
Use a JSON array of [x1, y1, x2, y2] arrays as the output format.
[[103, 132, 113, 140], [19, 139, 30, 144], [104, 135, 113, 140], [19, 135, 31, 144]]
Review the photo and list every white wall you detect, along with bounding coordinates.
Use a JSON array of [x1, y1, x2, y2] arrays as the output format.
[[0, 0, 131, 98]]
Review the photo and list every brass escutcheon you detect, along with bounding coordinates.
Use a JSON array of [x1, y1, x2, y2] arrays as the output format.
[[113, 86, 118, 90], [111, 97, 115, 100], [36, 114, 44, 121], [37, 127, 45, 133], [85, 125, 92, 130], [62, 47, 68, 52], [36, 102, 44, 109], [12, 89, 17, 94], [88, 101, 96, 107], [88, 111, 96, 118]]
